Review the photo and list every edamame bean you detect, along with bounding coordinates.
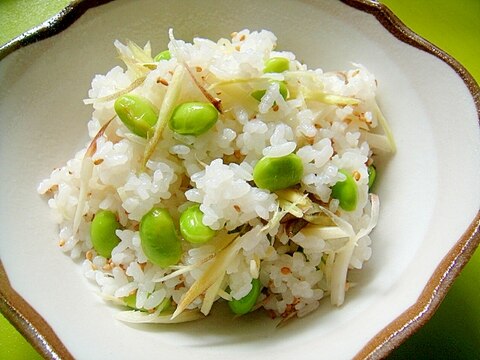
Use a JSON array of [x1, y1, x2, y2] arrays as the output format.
[[228, 278, 262, 315], [251, 81, 289, 102], [123, 293, 138, 309], [169, 101, 219, 136], [253, 153, 303, 192], [180, 204, 216, 244], [114, 94, 159, 138], [263, 57, 290, 73], [139, 208, 182, 268], [154, 50, 171, 62], [331, 169, 358, 211], [90, 210, 121, 258], [124, 293, 172, 312], [368, 164, 377, 189]]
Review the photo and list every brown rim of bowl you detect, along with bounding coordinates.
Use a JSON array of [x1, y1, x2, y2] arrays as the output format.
[[0, 0, 479, 359], [0, 263, 74, 360], [0, 0, 115, 61]]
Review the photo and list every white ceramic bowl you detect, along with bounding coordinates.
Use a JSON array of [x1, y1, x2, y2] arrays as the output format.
[[0, 0, 479, 359]]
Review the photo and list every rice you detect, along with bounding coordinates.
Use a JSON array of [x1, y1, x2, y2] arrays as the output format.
[[37, 29, 393, 323]]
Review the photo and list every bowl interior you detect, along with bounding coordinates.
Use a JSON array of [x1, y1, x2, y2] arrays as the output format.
[[0, 0, 478, 359]]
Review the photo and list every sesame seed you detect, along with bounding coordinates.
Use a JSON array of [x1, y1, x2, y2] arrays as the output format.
[[156, 78, 169, 86], [86, 250, 94, 261], [174, 283, 185, 290]]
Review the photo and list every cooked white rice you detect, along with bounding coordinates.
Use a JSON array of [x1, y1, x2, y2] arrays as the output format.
[[38, 29, 393, 323]]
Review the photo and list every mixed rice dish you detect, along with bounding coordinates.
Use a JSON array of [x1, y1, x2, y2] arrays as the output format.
[[38, 29, 395, 324]]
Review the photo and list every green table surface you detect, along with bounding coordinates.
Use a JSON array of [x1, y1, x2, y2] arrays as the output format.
[[0, 1, 479, 359]]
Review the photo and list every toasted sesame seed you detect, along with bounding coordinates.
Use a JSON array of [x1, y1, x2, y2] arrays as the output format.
[[86, 250, 94, 261], [267, 309, 277, 319], [174, 283, 185, 290], [156, 78, 169, 86]]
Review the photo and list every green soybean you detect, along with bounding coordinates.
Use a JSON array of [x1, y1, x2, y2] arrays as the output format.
[[169, 102, 219, 136], [263, 57, 290, 73], [180, 204, 216, 244], [139, 208, 182, 268], [228, 278, 262, 315], [154, 50, 171, 62], [331, 169, 358, 211], [114, 94, 159, 138], [158, 298, 174, 313], [124, 293, 171, 312], [251, 81, 289, 102], [253, 153, 303, 192], [90, 210, 121, 258], [368, 164, 377, 189], [123, 293, 138, 309]]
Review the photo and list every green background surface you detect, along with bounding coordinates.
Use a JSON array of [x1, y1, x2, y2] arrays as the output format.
[[0, 0, 479, 359]]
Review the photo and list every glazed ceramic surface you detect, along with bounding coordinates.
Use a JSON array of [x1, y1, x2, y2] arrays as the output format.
[[0, 0, 478, 359]]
